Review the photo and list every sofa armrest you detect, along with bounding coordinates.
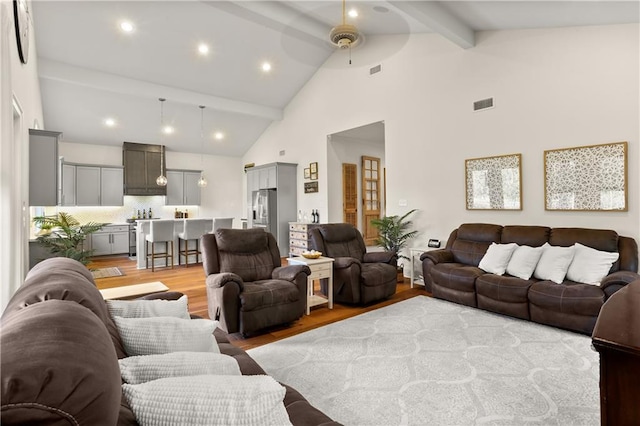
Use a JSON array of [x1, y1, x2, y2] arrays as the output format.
[[273, 264, 311, 282], [334, 256, 362, 270], [601, 270, 640, 298], [364, 251, 397, 265], [206, 272, 244, 291], [136, 291, 184, 301], [420, 249, 454, 264]]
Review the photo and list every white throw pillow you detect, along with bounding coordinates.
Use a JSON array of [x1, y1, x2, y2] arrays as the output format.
[[107, 295, 190, 320], [506, 245, 545, 280], [122, 375, 293, 426], [114, 316, 219, 356], [566, 243, 619, 285], [533, 243, 575, 284], [119, 352, 241, 385], [478, 243, 518, 275]]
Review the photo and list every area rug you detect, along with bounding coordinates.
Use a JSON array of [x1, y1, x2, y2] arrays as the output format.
[[91, 267, 124, 279], [247, 296, 599, 425]]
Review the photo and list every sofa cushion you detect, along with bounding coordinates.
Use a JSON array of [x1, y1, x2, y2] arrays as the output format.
[[450, 224, 502, 266], [360, 263, 397, 287], [119, 352, 241, 384], [533, 244, 575, 284], [528, 281, 605, 317], [501, 226, 550, 246], [122, 375, 292, 426], [240, 280, 300, 312], [431, 263, 485, 292], [506, 245, 545, 280], [478, 243, 518, 275], [566, 243, 619, 285], [476, 274, 536, 303], [114, 317, 219, 356]]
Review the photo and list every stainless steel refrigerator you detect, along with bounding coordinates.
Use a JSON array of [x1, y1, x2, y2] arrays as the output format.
[[251, 189, 277, 237]]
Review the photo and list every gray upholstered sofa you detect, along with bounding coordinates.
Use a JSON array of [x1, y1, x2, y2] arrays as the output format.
[[421, 223, 639, 334], [0, 257, 339, 425]]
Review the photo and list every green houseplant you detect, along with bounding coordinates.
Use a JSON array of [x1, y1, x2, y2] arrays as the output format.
[[371, 209, 419, 266], [32, 212, 107, 266]]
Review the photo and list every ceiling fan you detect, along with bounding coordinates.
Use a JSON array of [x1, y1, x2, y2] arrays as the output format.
[[329, 0, 361, 62]]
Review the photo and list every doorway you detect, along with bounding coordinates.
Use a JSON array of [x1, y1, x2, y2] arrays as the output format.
[[327, 121, 385, 239]]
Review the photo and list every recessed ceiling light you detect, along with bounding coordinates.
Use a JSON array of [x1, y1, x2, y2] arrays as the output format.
[[197, 43, 209, 55], [104, 118, 116, 127], [348, 9, 358, 18], [163, 125, 174, 135], [119, 21, 134, 33], [261, 62, 272, 72], [214, 132, 225, 140]]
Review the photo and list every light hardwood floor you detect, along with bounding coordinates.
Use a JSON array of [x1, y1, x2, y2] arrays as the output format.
[[89, 255, 426, 351]]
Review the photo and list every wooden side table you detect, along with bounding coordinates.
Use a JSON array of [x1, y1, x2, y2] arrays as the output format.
[[287, 256, 334, 315], [99, 281, 169, 300], [409, 247, 431, 288]]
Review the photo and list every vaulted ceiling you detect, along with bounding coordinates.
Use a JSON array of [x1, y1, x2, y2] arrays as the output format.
[[32, 1, 638, 157]]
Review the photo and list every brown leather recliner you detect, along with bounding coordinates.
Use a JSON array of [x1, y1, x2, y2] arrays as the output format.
[[309, 223, 398, 305], [201, 228, 310, 335]]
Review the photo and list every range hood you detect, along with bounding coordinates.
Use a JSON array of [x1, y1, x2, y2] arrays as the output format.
[[123, 142, 167, 196]]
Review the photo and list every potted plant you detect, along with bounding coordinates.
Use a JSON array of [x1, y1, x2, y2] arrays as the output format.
[[32, 212, 107, 266], [371, 209, 419, 280]]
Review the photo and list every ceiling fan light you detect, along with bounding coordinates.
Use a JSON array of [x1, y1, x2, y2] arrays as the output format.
[[330, 24, 359, 49]]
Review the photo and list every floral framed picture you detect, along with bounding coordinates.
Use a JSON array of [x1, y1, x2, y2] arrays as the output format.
[[544, 142, 627, 211], [304, 168, 310, 179], [465, 153, 522, 210]]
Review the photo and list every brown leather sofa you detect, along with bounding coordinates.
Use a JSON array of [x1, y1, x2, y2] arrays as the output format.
[[0, 257, 339, 426], [201, 228, 310, 335], [309, 223, 398, 305], [421, 223, 639, 334]]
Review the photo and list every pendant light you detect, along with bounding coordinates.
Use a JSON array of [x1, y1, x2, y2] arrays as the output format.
[[197, 105, 207, 188], [156, 98, 168, 187]]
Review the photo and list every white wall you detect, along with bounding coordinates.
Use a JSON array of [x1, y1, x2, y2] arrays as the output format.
[[244, 24, 640, 253], [1, 0, 45, 309], [57, 141, 244, 224]]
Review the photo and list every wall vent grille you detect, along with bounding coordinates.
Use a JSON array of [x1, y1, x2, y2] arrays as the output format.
[[473, 97, 494, 111], [369, 64, 382, 75]]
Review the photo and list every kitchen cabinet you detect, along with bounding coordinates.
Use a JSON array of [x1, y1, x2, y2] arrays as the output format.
[[166, 169, 201, 205], [91, 225, 129, 256], [123, 142, 166, 196], [61, 163, 123, 206], [246, 162, 297, 256], [29, 129, 61, 206]]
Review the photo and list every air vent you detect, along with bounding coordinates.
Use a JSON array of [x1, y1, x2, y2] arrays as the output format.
[[369, 64, 382, 75], [473, 97, 494, 112]]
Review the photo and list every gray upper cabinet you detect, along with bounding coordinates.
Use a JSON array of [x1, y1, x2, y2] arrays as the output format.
[[101, 167, 124, 206], [166, 169, 201, 205], [60, 162, 76, 206], [29, 129, 61, 206], [123, 142, 166, 196], [61, 163, 123, 206]]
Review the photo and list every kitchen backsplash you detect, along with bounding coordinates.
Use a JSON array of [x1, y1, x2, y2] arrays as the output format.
[[31, 196, 201, 237]]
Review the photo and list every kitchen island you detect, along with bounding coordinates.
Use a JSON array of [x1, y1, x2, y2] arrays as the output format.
[[135, 218, 214, 269]]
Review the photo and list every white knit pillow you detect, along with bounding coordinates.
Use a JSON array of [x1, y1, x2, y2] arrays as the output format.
[[478, 243, 518, 275], [566, 243, 619, 285], [107, 295, 190, 319], [122, 375, 292, 426], [506, 245, 545, 280], [114, 317, 219, 356], [533, 243, 575, 284], [119, 352, 241, 385]]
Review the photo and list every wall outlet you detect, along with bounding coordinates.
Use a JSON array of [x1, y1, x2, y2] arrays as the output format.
[[398, 199, 407, 207]]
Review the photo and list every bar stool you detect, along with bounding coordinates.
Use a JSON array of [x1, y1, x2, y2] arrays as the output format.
[[177, 219, 213, 267], [145, 220, 175, 272], [213, 217, 234, 232]]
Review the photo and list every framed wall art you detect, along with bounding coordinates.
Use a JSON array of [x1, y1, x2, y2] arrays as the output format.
[[304, 168, 311, 179], [465, 153, 522, 210], [304, 181, 318, 193], [309, 162, 318, 180], [544, 141, 627, 211]]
